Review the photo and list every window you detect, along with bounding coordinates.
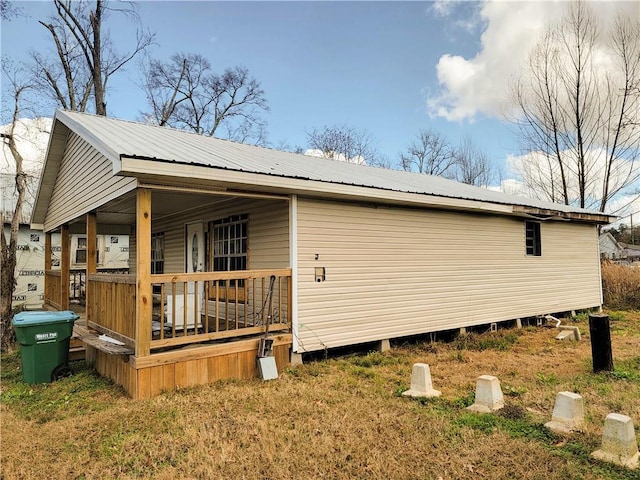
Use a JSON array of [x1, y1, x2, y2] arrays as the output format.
[[151, 233, 165, 274], [211, 214, 248, 273], [525, 221, 541, 256], [75, 237, 87, 263], [74, 236, 101, 264]]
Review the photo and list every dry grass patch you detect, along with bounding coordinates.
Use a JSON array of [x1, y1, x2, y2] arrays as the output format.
[[2, 311, 639, 479], [601, 262, 640, 310]]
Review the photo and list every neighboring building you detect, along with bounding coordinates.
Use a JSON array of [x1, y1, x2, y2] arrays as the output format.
[[599, 232, 626, 261], [3, 223, 129, 309], [3, 171, 128, 310], [620, 243, 640, 264], [31, 110, 615, 398]]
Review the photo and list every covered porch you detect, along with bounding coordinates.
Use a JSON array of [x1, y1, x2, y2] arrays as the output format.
[[43, 186, 294, 399]]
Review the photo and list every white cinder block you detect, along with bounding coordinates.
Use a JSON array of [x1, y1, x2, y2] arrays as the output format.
[[402, 363, 441, 398], [590, 413, 639, 470], [467, 375, 504, 413], [545, 391, 584, 434]]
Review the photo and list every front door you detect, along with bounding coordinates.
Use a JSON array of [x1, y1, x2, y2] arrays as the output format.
[[185, 222, 205, 327], [186, 222, 205, 280]]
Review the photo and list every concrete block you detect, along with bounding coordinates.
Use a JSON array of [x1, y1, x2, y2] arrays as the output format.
[[590, 413, 639, 470], [556, 325, 581, 341], [555, 328, 580, 342], [467, 375, 504, 413], [377, 339, 391, 352], [516, 318, 523, 329], [290, 351, 303, 366], [402, 363, 441, 398], [545, 391, 584, 434]]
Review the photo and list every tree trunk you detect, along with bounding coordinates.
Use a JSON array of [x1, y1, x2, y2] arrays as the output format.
[[90, 1, 106, 116], [0, 145, 26, 351], [0, 87, 28, 351], [1, 242, 18, 350]]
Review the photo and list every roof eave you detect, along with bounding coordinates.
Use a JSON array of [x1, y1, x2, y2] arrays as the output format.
[[512, 205, 615, 224], [31, 110, 125, 229], [121, 156, 613, 223]]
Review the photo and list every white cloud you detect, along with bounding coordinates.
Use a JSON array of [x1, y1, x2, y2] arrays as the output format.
[[304, 148, 366, 165], [427, 0, 637, 122], [1, 117, 52, 221], [431, 0, 455, 18], [607, 195, 640, 225], [504, 148, 639, 214], [1, 117, 51, 175]]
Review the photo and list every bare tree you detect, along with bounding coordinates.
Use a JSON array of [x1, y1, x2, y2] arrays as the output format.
[[451, 136, 493, 187], [511, 1, 640, 212], [399, 130, 493, 185], [0, 71, 31, 350], [400, 129, 456, 176], [141, 53, 269, 145], [35, 0, 154, 115], [1, 0, 21, 20], [306, 124, 379, 165]]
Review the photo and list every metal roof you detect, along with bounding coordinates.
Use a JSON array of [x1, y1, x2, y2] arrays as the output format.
[[52, 110, 610, 219]]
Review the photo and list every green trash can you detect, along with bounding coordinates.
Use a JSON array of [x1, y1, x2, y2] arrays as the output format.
[[12, 310, 79, 384]]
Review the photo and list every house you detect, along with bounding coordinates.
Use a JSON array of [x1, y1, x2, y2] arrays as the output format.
[[620, 243, 640, 264], [599, 232, 626, 262], [2, 223, 129, 309], [3, 173, 129, 310], [32, 110, 614, 399]]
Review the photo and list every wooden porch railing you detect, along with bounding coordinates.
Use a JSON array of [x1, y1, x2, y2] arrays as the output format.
[[44, 270, 62, 310], [87, 274, 136, 346], [149, 268, 292, 351], [79, 269, 291, 355]]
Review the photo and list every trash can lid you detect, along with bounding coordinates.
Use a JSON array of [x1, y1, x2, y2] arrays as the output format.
[[13, 310, 79, 326]]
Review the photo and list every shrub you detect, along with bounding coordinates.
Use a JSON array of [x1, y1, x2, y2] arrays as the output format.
[[600, 261, 640, 310]]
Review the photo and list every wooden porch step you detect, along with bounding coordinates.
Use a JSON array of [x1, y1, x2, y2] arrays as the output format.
[[73, 324, 134, 356]]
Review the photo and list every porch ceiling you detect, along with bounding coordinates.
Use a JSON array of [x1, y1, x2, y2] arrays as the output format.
[[74, 190, 249, 226]]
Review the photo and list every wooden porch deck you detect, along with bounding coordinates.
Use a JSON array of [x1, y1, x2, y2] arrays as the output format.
[[68, 302, 293, 400]]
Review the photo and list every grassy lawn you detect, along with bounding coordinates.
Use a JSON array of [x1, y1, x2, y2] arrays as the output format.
[[1, 311, 639, 479]]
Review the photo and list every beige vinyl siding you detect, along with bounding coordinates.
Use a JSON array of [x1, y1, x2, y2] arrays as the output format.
[[44, 132, 136, 232], [149, 197, 290, 323], [153, 197, 289, 274], [130, 196, 289, 277], [296, 198, 602, 352]]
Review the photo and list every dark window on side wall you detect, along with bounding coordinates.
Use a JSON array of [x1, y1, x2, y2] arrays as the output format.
[[151, 233, 165, 274], [525, 221, 541, 256]]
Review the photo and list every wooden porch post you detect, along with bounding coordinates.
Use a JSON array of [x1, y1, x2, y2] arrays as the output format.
[[60, 224, 70, 310], [44, 232, 52, 305], [136, 188, 152, 357], [44, 232, 52, 270], [86, 212, 97, 323]]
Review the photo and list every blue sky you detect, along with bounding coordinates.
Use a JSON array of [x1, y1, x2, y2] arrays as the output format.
[[2, 0, 639, 220], [1, 1, 515, 173]]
